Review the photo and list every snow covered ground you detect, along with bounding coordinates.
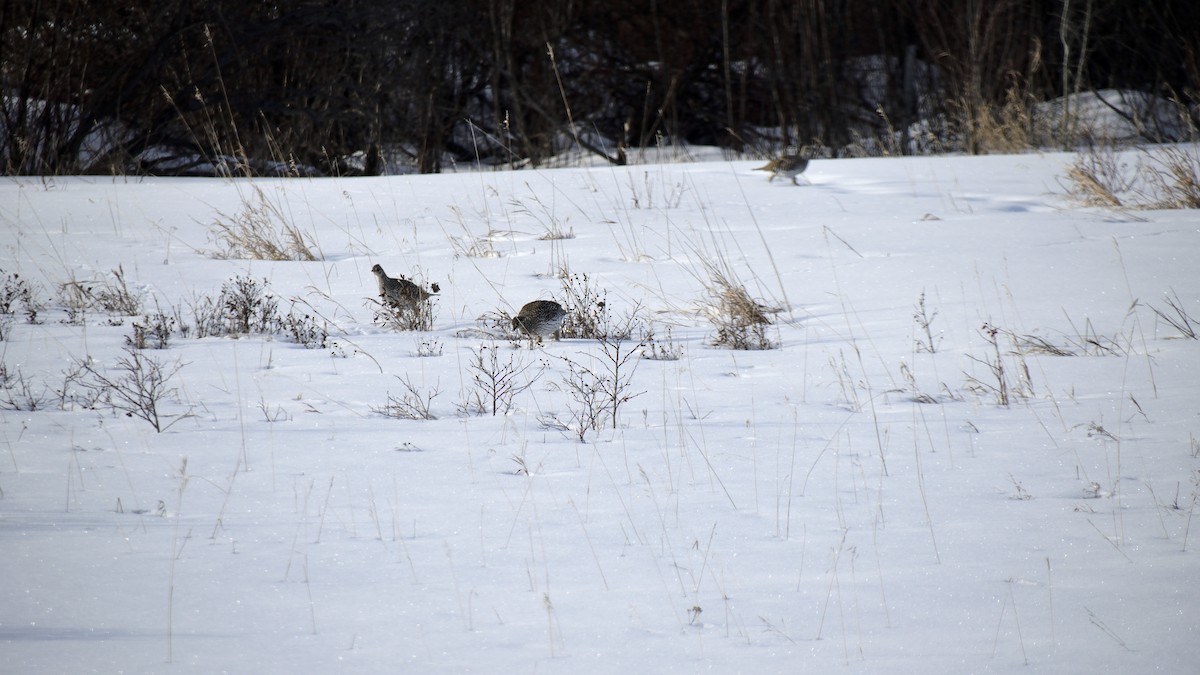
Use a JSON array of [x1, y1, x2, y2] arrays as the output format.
[[1, 148, 1198, 673]]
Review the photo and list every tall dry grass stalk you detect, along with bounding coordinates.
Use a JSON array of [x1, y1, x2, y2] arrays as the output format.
[[1145, 145, 1200, 209], [1066, 162, 1124, 207], [166, 457, 190, 663], [209, 186, 321, 261], [1065, 144, 1200, 210], [963, 87, 1039, 154], [696, 257, 775, 350]]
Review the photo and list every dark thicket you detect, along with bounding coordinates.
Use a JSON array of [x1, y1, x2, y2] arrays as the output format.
[[2, 0, 1196, 176]]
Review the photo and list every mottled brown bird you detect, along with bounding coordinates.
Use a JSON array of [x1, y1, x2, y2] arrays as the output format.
[[511, 300, 567, 344], [370, 264, 436, 309], [754, 154, 809, 185]]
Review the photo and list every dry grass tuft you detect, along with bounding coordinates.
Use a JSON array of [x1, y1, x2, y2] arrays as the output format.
[[372, 376, 440, 420], [1063, 144, 1132, 208], [1065, 162, 1124, 207], [445, 206, 501, 259], [58, 265, 143, 319], [1065, 144, 1200, 210], [369, 295, 436, 332], [209, 186, 321, 261], [1151, 289, 1198, 339], [699, 259, 775, 350], [965, 88, 1040, 155], [1145, 146, 1200, 209]]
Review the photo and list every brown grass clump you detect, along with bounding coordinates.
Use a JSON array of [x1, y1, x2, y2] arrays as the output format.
[[699, 260, 775, 350], [1065, 160, 1124, 208], [58, 266, 143, 320], [964, 87, 1040, 155], [1065, 144, 1200, 210], [1145, 146, 1200, 209], [209, 186, 321, 261]]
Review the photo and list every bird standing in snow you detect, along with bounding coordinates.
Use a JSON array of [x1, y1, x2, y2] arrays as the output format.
[[511, 300, 567, 345], [370, 264, 437, 310], [754, 153, 809, 185]]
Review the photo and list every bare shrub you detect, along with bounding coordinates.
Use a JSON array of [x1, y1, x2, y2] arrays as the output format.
[[57, 266, 143, 320], [184, 276, 325, 346], [0, 271, 40, 320], [126, 309, 177, 350], [368, 295, 436, 332], [641, 323, 684, 361], [221, 276, 279, 334], [79, 346, 186, 432], [545, 361, 607, 442], [459, 342, 544, 416], [544, 314, 646, 441], [372, 376, 440, 420], [557, 268, 620, 340], [186, 292, 226, 340], [0, 363, 51, 411], [964, 325, 1010, 407], [414, 338, 443, 357], [53, 360, 100, 411], [208, 186, 321, 261], [280, 306, 330, 349]]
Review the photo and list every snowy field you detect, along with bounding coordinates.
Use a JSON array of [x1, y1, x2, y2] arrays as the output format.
[[1, 148, 1198, 673]]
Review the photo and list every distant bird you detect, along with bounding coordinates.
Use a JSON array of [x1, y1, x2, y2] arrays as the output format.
[[754, 154, 809, 185], [370, 264, 437, 309], [511, 300, 567, 344]]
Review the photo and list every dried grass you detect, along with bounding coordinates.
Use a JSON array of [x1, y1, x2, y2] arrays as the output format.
[[1065, 162, 1124, 208], [1065, 144, 1200, 210], [209, 185, 321, 261], [698, 258, 775, 350], [57, 265, 144, 318], [965, 88, 1041, 155], [369, 295, 436, 332], [1145, 146, 1200, 209]]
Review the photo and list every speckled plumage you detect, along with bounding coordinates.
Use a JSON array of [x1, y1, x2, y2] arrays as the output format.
[[511, 300, 567, 344], [754, 154, 809, 185], [370, 264, 436, 309]]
